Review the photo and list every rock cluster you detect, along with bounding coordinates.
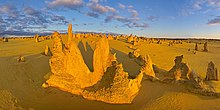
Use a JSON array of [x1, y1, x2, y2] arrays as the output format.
[[43, 31, 143, 104]]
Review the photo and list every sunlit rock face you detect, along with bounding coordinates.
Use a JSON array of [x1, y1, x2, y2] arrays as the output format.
[[138, 55, 156, 78], [43, 31, 143, 104], [168, 55, 192, 80], [68, 24, 73, 41]]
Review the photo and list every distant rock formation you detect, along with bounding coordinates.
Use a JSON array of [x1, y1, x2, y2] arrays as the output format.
[[128, 49, 140, 58], [107, 34, 114, 40], [44, 45, 52, 56], [114, 36, 119, 40], [68, 24, 73, 41], [205, 61, 219, 81], [127, 36, 134, 43], [43, 31, 143, 104], [157, 40, 162, 44], [3, 37, 8, 42], [203, 42, 208, 52], [34, 34, 39, 43], [195, 43, 198, 51], [133, 41, 140, 46]]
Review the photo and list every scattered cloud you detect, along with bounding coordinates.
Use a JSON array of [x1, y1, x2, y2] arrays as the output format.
[[118, 3, 125, 9], [86, 12, 99, 18], [87, 1, 116, 14], [0, 4, 19, 18], [126, 22, 149, 28], [207, 16, 220, 25], [105, 14, 147, 29], [147, 16, 159, 22], [181, 0, 220, 16], [0, 4, 69, 35], [48, 0, 84, 10], [128, 9, 138, 17], [128, 5, 133, 8], [0, 1, 152, 35]]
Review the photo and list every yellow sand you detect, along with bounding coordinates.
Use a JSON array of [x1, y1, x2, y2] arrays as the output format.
[[0, 37, 220, 109]]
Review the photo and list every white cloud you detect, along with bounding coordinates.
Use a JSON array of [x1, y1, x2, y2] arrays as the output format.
[[128, 9, 138, 17], [207, 16, 220, 26], [128, 5, 133, 8], [48, 0, 84, 9], [118, 3, 125, 9], [0, 4, 18, 17], [87, 2, 116, 14]]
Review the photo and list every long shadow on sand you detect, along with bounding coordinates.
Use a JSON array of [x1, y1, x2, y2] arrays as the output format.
[[78, 41, 94, 72], [110, 48, 141, 77]]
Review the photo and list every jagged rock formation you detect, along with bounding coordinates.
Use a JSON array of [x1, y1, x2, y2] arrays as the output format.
[[44, 45, 52, 56], [168, 55, 192, 80], [137, 55, 156, 78], [107, 34, 114, 40], [133, 41, 140, 46], [205, 61, 219, 81], [83, 61, 143, 104], [157, 40, 162, 44], [127, 36, 134, 43], [128, 49, 140, 58], [195, 43, 198, 51], [34, 34, 39, 43], [43, 32, 143, 104], [3, 37, 8, 42], [115, 36, 120, 40], [68, 24, 73, 41], [204, 42, 208, 52]]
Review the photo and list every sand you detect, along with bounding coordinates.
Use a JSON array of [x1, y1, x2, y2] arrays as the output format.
[[0, 37, 220, 110]]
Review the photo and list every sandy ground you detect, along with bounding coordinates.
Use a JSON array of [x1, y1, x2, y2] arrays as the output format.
[[0, 37, 220, 110]]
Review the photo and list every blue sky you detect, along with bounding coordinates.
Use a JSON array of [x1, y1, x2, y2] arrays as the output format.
[[0, 0, 220, 38]]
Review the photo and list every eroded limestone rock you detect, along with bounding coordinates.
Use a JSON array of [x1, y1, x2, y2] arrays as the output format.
[[35, 34, 39, 43], [83, 61, 143, 104], [128, 49, 140, 59], [204, 42, 208, 52], [68, 24, 73, 41], [138, 55, 156, 78], [44, 45, 52, 56], [43, 32, 143, 104], [3, 37, 8, 42], [127, 36, 134, 43], [168, 55, 192, 80], [205, 61, 219, 81], [17, 56, 25, 62], [195, 43, 198, 51]]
